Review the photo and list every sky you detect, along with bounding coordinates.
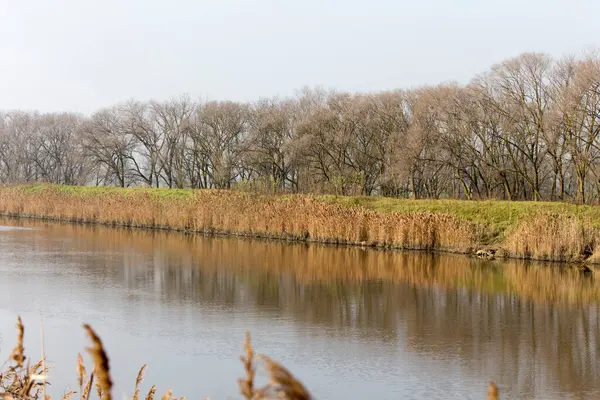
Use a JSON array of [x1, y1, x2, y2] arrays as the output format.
[[1, 0, 599, 114]]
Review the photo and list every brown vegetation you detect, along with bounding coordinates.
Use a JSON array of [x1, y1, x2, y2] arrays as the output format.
[[0, 186, 476, 253], [503, 213, 597, 262], [3, 184, 600, 262], [0, 317, 501, 400]]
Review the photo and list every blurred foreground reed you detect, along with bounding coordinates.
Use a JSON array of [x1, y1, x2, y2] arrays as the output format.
[[0, 317, 500, 400]]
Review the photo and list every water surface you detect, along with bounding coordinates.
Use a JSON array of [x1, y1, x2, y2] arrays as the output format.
[[0, 217, 598, 399]]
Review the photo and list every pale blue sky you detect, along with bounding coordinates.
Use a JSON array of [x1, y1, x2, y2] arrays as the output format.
[[1, 0, 599, 114]]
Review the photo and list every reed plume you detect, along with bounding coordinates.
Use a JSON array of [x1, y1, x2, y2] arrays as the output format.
[[76, 353, 86, 399], [258, 355, 312, 400], [145, 385, 156, 400], [76, 354, 85, 388], [95, 382, 102, 400], [10, 316, 25, 368], [487, 381, 499, 400], [82, 324, 112, 400], [82, 372, 94, 400], [132, 365, 147, 400], [238, 332, 256, 400], [160, 389, 173, 400], [61, 391, 76, 400]]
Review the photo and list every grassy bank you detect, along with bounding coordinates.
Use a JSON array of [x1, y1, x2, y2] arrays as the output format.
[[0, 184, 599, 262]]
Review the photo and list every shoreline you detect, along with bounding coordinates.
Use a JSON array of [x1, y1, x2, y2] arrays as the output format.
[[1, 212, 593, 269], [0, 211, 468, 254], [0, 184, 598, 265]]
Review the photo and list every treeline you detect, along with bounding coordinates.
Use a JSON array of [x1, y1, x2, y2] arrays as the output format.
[[2, 50, 600, 202]]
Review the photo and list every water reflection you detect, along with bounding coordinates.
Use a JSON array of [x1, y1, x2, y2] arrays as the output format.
[[0, 218, 598, 399]]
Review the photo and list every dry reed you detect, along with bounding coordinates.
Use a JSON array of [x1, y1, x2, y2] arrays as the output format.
[[258, 356, 312, 400], [144, 386, 156, 400], [82, 325, 112, 400], [132, 365, 147, 400], [94, 378, 103, 399], [1, 316, 50, 400], [10, 316, 25, 369], [503, 213, 597, 262], [62, 391, 77, 400], [487, 382, 499, 400], [5, 184, 600, 262], [40, 318, 47, 400], [0, 186, 476, 254], [77, 354, 86, 397], [160, 389, 172, 400], [238, 332, 255, 400], [82, 372, 94, 400], [5, 185, 600, 262]]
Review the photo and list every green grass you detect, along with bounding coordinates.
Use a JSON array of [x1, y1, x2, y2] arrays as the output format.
[[19, 183, 197, 199], [319, 194, 600, 243]]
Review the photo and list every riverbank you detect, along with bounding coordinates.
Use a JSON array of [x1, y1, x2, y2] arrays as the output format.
[[9, 216, 597, 305], [0, 184, 598, 263]]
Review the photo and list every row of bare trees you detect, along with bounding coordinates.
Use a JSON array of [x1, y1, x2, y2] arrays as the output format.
[[2, 51, 600, 202]]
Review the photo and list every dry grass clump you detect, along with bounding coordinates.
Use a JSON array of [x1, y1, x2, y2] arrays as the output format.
[[0, 185, 477, 253], [503, 213, 597, 261], [0, 317, 501, 399], [0, 317, 51, 400]]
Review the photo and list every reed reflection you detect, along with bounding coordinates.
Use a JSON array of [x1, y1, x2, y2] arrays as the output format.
[[2, 218, 599, 399]]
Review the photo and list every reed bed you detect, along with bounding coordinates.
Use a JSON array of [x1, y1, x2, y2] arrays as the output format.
[[0, 317, 500, 400], [1, 184, 600, 261], [0, 185, 476, 253], [503, 213, 597, 262]]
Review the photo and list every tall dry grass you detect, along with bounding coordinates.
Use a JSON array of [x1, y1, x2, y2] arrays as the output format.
[[0, 186, 476, 253], [0, 317, 500, 400], [1, 317, 51, 400], [3, 185, 600, 261], [503, 213, 597, 262]]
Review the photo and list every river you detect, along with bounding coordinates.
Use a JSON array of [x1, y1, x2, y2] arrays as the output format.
[[0, 217, 598, 399]]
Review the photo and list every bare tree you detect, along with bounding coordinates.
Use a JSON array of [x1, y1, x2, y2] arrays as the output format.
[[1, 50, 600, 203], [247, 98, 298, 192], [188, 100, 249, 189], [81, 107, 137, 187], [149, 95, 195, 189]]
